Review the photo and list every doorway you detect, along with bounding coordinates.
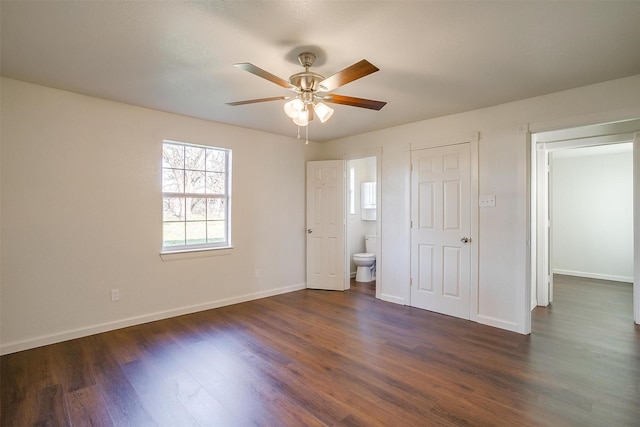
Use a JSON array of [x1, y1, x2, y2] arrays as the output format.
[[345, 156, 378, 292], [531, 119, 640, 324]]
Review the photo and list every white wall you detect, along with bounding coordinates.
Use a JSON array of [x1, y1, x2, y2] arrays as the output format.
[[552, 146, 634, 282], [0, 77, 309, 354], [317, 74, 640, 333]]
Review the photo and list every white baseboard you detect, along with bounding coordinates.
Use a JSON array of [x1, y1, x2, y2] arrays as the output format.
[[553, 269, 633, 283], [0, 283, 306, 356], [379, 293, 404, 305], [475, 314, 520, 334]]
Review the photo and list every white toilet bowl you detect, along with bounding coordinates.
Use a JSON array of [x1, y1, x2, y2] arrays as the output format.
[[353, 253, 376, 282]]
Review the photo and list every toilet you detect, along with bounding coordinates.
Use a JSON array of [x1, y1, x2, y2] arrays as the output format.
[[353, 235, 376, 282]]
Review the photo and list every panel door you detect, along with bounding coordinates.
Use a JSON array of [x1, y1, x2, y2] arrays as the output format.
[[307, 160, 345, 290], [411, 144, 471, 319]]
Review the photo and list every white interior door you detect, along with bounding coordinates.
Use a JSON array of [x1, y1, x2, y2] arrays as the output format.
[[535, 147, 552, 306], [635, 131, 640, 324], [411, 144, 471, 319], [307, 160, 346, 290]]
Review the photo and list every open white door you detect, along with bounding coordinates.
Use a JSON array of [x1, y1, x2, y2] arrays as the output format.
[[535, 147, 552, 306], [635, 131, 640, 324], [411, 144, 471, 319], [307, 160, 346, 290]]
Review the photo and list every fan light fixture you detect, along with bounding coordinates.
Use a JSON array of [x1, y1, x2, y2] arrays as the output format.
[[314, 102, 334, 123], [227, 51, 386, 141], [283, 98, 334, 126]]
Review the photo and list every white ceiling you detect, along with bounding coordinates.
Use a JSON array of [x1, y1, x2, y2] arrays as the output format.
[[2, 1, 639, 142]]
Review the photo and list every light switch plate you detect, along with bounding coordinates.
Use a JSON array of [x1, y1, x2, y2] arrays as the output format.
[[479, 195, 496, 207]]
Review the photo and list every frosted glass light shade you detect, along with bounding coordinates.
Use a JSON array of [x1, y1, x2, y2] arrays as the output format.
[[314, 102, 334, 123], [283, 98, 304, 118], [292, 109, 309, 126]]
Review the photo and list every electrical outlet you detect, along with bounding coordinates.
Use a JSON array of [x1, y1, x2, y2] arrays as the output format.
[[255, 268, 261, 278], [111, 288, 120, 301]]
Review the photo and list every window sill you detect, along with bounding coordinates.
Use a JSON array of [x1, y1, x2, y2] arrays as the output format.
[[160, 246, 233, 262]]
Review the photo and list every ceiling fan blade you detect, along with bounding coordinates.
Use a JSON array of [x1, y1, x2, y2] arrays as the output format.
[[318, 60, 380, 92], [233, 63, 297, 90], [226, 96, 288, 106], [323, 94, 387, 111]]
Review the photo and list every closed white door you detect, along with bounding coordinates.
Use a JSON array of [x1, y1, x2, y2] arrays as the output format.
[[307, 160, 345, 290], [411, 144, 471, 319]]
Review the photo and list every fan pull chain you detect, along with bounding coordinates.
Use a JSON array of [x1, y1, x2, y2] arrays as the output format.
[[305, 125, 309, 145], [297, 126, 301, 139]]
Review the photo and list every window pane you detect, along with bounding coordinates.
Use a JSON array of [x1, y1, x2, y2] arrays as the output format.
[[206, 172, 225, 194], [163, 144, 184, 169], [207, 221, 226, 243], [349, 167, 355, 215], [185, 170, 206, 194], [206, 149, 226, 172], [186, 221, 207, 245], [207, 198, 226, 220], [186, 198, 206, 221], [163, 222, 185, 247], [163, 197, 185, 221], [185, 146, 206, 171], [163, 169, 184, 192]]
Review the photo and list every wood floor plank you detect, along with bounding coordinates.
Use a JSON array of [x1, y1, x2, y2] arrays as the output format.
[[65, 385, 113, 427], [50, 339, 96, 394], [120, 359, 200, 427], [32, 384, 69, 426], [78, 335, 156, 426]]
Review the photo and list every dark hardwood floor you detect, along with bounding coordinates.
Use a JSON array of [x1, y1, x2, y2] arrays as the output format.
[[1, 276, 638, 426]]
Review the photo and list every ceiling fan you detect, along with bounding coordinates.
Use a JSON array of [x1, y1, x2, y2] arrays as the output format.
[[226, 52, 386, 127]]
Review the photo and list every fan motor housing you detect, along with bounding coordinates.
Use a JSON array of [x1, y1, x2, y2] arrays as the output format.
[[289, 71, 325, 91]]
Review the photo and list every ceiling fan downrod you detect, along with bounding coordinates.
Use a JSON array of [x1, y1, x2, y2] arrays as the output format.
[[289, 52, 325, 92]]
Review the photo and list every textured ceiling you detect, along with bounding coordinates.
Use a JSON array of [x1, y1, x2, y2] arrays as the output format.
[[2, 1, 639, 141]]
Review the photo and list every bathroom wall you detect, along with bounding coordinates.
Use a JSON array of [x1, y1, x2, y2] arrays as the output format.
[[347, 157, 377, 276]]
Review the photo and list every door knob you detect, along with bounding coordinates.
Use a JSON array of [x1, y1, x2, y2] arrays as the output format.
[[460, 237, 470, 243], [307, 229, 313, 234]]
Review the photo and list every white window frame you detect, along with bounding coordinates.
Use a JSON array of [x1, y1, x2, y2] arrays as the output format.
[[161, 140, 232, 253], [349, 166, 356, 215]]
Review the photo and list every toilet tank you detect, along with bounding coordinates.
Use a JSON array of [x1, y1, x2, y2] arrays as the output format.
[[365, 235, 377, 254]]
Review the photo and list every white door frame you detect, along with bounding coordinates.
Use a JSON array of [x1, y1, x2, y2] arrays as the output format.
[[531, 121, 640, 325], [634, 131, 640, 324]]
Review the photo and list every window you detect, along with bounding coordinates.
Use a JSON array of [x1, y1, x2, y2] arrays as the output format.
[[162, 140, 231, 252], [349, 166, 356, 215]]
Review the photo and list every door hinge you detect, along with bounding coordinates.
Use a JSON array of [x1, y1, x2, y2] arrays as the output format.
[[410, 278, 413, 287]]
